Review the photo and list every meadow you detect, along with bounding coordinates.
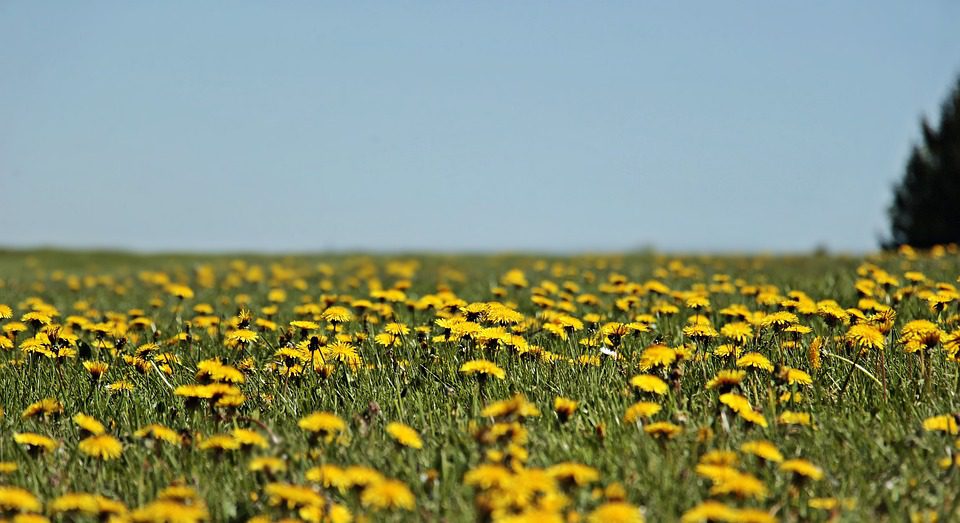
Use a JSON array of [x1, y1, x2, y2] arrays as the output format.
[[1, 247, 959, 522]]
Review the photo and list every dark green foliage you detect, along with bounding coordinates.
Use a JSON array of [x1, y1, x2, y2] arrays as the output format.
[[887, 76, 960, 249]]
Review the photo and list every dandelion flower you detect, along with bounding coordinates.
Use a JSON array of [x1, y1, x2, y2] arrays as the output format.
[[78, 434, 123, 460], [629, 374, 669, 395], [131, 499, 209, 522], [227, 328, 259, 346], [166, 284, 194, 300], [683, 324, 719, 341], [386, 422, 423, 450], [738, 409, 768, 428], [718, 393, 752, 414], [360, 479, 415, 511], [706, 370, 746, 391], [736, 352, 773, 372], [50, 493, 127, 518], [322, 306, 353, 324], [643, 421, 682, 439], [0, 485, 42, 513], [922, 414, 959, 435], [289, 320, 319, 332], [134, 424, 181, 446], [844, 323, 885, 352], [623, 402, 662, 423], [13, 432, 58, 454], [701, 468, 767, 500], [481, 395, 540, 420], [305, 464, 346, 489], [681, 501, 739, 523], [21, 398, 63, 420], [587, 502, 644, 523], [740, 440, 783, 463], [21, 312, 52, 328], [778, 367, 812, 386], [553, 397, 578, 423], [778, 411, 812, 427], [299, 411, 346, 442], [249, 456, 287, 475], [73, 413, 106, 436], [460, 359, 506, 380], [232, 428, 269, 449], [263, 482, 324, 509], [548, 462, 600, 487], [343, 465, 385, 489], [82, 361, 109, 380], [780, 459, 824, 481], [638, 344, 677, 371], [464, 464, 512, 490]]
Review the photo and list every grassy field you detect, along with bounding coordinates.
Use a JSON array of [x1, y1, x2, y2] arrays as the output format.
[[1, 247, 960, 522]]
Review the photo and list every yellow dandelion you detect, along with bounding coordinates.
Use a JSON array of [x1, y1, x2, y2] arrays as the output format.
[[342, 465, 385, 489], [845, 323, 885, 351], [548, 462, 600, 487], [13, 432, 58, 454], [629, 374, 669, 395], [643, 421, 682, 439], [481, 395, 541, 420], [21, 398, 63, 420], [227, 328, 259, 345], [0, 485, 42, 513], [459, 359, 506, 380], [322, 306, 353, 324], [587, 501, 645, 523], [305, 464, 346, 489], [249, 456, 288, 475], [386, 422, 423, 449], [134, 424, 181, 445], [736, 352, 774, 372], [740, 440, 783, 462], [232, 428, 269, 449], [681, 501, 739, 523], [73, 413, 106, 436], [78, 434, 123, 460], [718, 393, 753, 414], [50, 493, 127, 517], [638, 344, 677, 371], [131, 499, 209, 522], [360, 479, 415, 511], [464, 463, 512, 490], [706, 370, 746, 391], [778, 411, 812, 426], [82, 361, 109, 380], [166, 284, 194, 300], [738, 409, 769, 428], [923, 414, 959, 435], [780, 458, 824, 481], [779, 366, 812, 386], [298, 411, 347, 442], [623, 402, 662, 423], [553, 397, 579, 423]]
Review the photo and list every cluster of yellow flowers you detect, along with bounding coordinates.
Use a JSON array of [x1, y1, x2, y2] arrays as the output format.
[[0, 245, 959, 521]]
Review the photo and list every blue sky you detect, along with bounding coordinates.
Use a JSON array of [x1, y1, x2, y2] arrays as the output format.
[[2, 2, 959, 253]]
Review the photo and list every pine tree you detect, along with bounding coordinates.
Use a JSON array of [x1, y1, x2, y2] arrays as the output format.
[[887, 76, 960, 249]]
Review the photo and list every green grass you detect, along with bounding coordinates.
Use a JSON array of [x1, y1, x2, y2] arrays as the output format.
[[1, 248, 959, 522]]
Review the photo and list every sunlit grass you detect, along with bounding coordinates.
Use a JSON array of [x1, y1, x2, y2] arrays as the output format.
[[0, 246, 959, 522]]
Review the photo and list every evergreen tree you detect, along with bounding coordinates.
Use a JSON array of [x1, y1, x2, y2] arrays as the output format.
[[887, 76, 960, 248]]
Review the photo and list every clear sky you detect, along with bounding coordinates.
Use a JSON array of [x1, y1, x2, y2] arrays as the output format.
[[2, 2, 959, 253]]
